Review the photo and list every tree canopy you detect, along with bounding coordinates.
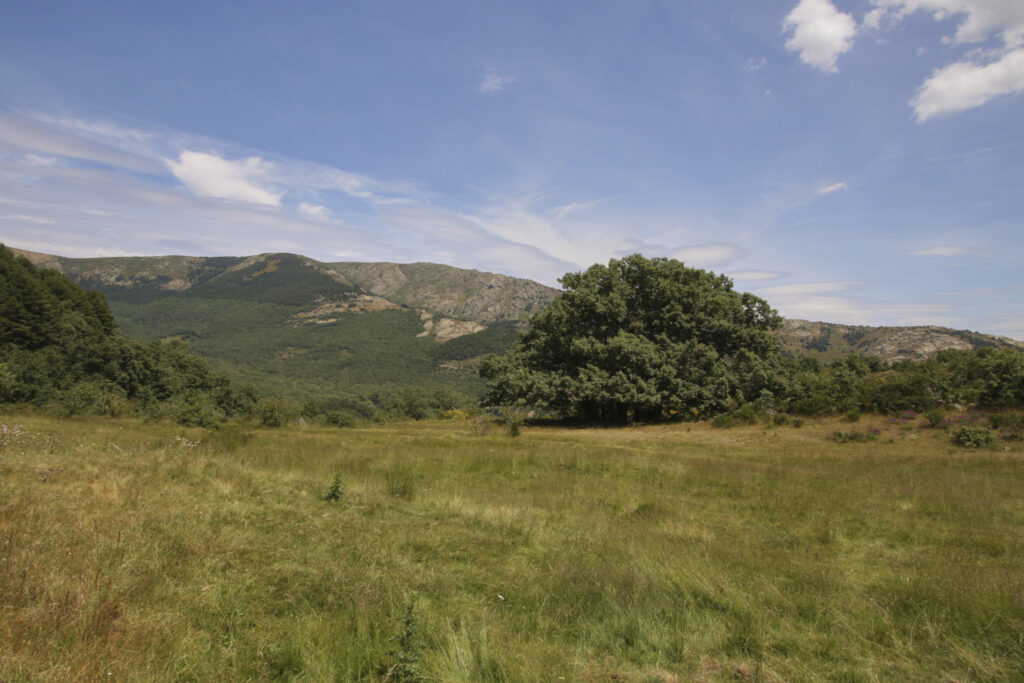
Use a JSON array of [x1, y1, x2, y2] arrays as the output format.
[[480, 254, 785, 422], [0, 244, 255, 423]]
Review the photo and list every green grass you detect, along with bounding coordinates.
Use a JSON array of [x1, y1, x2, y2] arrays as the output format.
[[1, 414, 1022, 680]]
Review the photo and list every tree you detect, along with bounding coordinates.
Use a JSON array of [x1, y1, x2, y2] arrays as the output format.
[[480, 254, 784, 423]]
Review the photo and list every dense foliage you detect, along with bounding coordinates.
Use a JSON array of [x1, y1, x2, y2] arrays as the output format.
[[779, 347, 1024, 416], [0, 245, 254, 423], [481, 254, 785, 422]]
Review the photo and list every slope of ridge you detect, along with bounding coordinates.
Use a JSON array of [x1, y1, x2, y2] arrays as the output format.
[[777, 318, 1023, 362], [327, 261, 559, 324]]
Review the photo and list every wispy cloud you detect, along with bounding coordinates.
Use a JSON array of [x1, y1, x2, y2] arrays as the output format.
[[730, 270, 788, 283], [478, 68, 515, 95], [909, 244, 982, 256], [298, 202, 328, 218], [550, 198, 604, 221], [817, 180, 849, 195], [759, 280, 864, 296], [670, 243, 747, 268], [0, 112, 162, 174]]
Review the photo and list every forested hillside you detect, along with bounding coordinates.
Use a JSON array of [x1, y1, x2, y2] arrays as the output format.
[[0, 245, 253, 424]]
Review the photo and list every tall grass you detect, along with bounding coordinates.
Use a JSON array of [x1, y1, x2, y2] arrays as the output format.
[[0, 414, 1021, 680]]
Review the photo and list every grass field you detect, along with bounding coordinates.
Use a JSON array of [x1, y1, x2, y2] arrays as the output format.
[[1, 413, 1022, 681]]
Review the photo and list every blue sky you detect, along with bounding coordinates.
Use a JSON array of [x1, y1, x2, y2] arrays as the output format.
[[1, 1, 1022, 338]]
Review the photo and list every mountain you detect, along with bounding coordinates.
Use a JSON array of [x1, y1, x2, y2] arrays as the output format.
[[9, 247, 559, 400], [778, 318, 1023, 362], [8, 246, 1020, 400]]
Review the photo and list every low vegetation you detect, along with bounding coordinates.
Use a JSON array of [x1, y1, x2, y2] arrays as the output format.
[[1, 413, 1021, 680]]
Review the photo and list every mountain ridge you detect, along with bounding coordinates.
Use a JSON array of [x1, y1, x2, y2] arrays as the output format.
[[9, 246, 1021, 370]]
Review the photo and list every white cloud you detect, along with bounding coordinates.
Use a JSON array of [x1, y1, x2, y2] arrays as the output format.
[[783, 0, 858, 73], [817, 180, 849, 194], [911, 47, 1024, 119], [871, 1, 1024, 118], [863, 8, 887, 29], [166, 151, 283, 206], [874, 0, 1024, 47], [670, 243, 747, 267], [478, 69, 515, 95], [909, 244, 980, 255], [298, 202, 328, 218]]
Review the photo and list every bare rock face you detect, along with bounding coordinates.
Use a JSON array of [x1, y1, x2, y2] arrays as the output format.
[[328, 261, 559, 324], [416, 311, 486, 341], [291, 295, 401, 324]]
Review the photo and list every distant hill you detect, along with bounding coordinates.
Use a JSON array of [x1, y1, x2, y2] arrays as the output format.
[[778, 318, 1023, 362], [9, 246, 1020, 399]]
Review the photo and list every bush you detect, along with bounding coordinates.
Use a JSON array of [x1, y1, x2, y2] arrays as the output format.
[[256, 397, 295, 428], [843, 409, 861, 423], [923, 409, 946, 429], [323, 411, 358, 427], [951, 426, 997, 449], [989, 413, 1024, 435], [711, 414, 736, 429], [828, 429, 879, 443]]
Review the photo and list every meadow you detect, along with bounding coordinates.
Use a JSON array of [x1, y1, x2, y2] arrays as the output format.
[[0, 413, 1021, 681]]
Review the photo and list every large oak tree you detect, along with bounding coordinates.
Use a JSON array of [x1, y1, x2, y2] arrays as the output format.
[[480, 254, 784, 422]]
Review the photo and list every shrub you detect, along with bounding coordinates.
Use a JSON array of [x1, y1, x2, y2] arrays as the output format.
[[923, 409, 946, 429], [711, 414, 736, 429], [256, 397, 295, 428], [323, 411, 357, 427], [989, 413, 1024, 436], [843, 409, 861, 423], [951, 426, 996, 449], [828, 429, 878, 443], [772, 413, 789, 426], [322, 472, 345, 502]]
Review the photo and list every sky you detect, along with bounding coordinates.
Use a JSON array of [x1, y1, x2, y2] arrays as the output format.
[[0, 1, 1022, 339]]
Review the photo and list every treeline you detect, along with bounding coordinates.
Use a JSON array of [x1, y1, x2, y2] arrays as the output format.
[[0, 245, 255, 425], [0, 244, 482, 427], [778, 348, 1024, 416]]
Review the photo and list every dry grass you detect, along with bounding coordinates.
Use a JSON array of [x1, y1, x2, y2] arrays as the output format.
[[0, 413, 1022, 681]]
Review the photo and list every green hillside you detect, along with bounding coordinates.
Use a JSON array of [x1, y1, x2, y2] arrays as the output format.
[[89, 254, 520, 402]]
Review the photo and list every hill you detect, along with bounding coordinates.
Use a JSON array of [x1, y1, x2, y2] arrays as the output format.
[[9, 247, 559, 400], [9, 246, 1020, 401], [779, 318, 1023, 362]]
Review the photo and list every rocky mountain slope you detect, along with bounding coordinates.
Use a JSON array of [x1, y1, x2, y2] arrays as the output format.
[[778, 318, 1022, 362], [12, 248, 559, 328]]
